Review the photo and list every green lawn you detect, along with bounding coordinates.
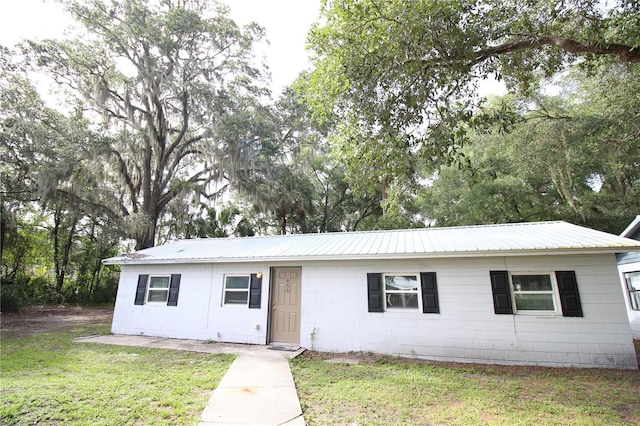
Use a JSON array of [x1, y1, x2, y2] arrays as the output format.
[[3, 318, 639, 426], [290, 351, 640, 426], [0, 324, 235, 425]]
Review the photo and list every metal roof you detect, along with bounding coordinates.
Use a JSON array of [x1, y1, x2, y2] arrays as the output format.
[[102, 221, 640, 265]]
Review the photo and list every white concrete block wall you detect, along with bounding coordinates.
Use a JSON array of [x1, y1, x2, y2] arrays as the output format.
[[618, 261, 640, 339], [110, 253, 637, 369], [298, 255, 638, 369], [111, 263, 270, 344]]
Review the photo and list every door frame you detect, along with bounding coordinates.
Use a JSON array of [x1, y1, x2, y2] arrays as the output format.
[[267, 266, 302, 344]]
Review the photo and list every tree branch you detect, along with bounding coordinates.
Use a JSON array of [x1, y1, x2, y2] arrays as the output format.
[[157, 169, 216, 212], [165, 88, 190, 160], [159, 148, 205, 195], [108, 148, 140, 210], [53, 188, 122, 219], [476, 36, 640, 64]]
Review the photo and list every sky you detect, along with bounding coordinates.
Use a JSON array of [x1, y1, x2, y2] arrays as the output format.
[[0, 0, 504, 98], [0, 0, 322, 96]]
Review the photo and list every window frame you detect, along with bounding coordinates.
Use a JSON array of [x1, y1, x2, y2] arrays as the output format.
[[509, 272, 561, 315], [222, 274, 251, 307], [624, 271, 640, 311], [145, 275, 171, 304], [382, 273, 421, 311]]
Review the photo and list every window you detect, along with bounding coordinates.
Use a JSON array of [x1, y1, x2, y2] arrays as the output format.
[[147, 276, 171, 303], [367, 272, 439, 313], [134, 274, 181, 306], [384, 274, 419, 310], [223, 275, 250, 306], [490, 270, 582, 317], [625, 271, 640, 310], [510, 273, 558, 313]]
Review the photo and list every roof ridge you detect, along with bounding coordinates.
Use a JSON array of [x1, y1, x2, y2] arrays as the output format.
[[169, 220, 567, 243]]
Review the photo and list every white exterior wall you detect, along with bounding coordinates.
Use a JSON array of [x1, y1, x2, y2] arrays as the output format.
[[618, 261, 640, 339], [111, 262, 271, 344], [110, 253, 638, 369], [299, 254, 638, 369]]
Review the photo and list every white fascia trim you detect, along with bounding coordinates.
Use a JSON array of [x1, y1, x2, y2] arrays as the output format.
[[101, 247, 633, 266]]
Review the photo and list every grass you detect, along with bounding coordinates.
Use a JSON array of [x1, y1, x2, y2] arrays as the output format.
[[0, 323, 235, 425], [3, 311, 639, 426], [290, 351, 640, 426]]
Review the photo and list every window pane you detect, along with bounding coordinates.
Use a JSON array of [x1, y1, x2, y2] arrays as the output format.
[[625, 272, 640, 291], [385, 275, 418, 291], [512, 275, 552, 292], [626, 272, 640, 310], [630, 292, 640, 311], [386, 293, 419, 309], [225, 276, 250, 289], [225, 291, 248, 305], [149, 276, 170, 289], [148, 289, 168, 302], [514, 294, 555, 311]]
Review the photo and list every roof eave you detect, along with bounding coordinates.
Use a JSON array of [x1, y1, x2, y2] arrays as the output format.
[[620, 215, 640, 238], [101, 246, 635, 266]]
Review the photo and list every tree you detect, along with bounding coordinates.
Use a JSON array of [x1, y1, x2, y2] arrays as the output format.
[[234, 86, 323, 235], [305, 0, 640, 194], [159, 202, 256, 241], [423, 65, 640, 233], [237, 84, 415, 234], [1, 46, 122, 306], [26, 0, 269, 249], [1, 48, 93, 268]]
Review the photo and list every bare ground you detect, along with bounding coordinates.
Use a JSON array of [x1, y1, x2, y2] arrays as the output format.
[[0, 305, 113, 338]]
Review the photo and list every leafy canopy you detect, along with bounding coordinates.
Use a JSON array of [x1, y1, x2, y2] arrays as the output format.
[[24, 0, 269, 249], [422, 64, 640, 233], [305, 0, 640, 189]]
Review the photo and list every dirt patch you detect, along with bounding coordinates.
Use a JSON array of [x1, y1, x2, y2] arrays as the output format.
[[0, 305, 113, 337], [303, 351, 380, 364], [306, 344, 640, 372]]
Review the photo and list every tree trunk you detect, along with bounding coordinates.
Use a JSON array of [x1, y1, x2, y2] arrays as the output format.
[[320, 183, 330, 233], [381, 179, 389, 216], [88, 256, 102, 297], [0, 203, 5, 269], [277, 199, 287, 235], [135, 181, 160, 250], [53, 210, 78, 294], [135, 219, 157, 250]]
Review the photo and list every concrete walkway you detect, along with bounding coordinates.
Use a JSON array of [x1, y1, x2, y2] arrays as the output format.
[[75, 335, 306, 425]]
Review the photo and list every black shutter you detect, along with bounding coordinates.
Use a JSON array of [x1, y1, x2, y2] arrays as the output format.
[[420, 272, 439, 313], [367, 273, 384, 312], [167, 274, 181, 306], [490, 270, 513, 314], [556, 271, 583, 317], [249, 273, 262, 309], [135, 274, 148, 305]]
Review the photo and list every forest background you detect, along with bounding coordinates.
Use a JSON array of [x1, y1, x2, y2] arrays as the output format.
[[1, 0, 638, 310]]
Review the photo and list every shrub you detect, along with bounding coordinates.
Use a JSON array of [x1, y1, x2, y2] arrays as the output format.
[[1, 278, 25, 312]]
